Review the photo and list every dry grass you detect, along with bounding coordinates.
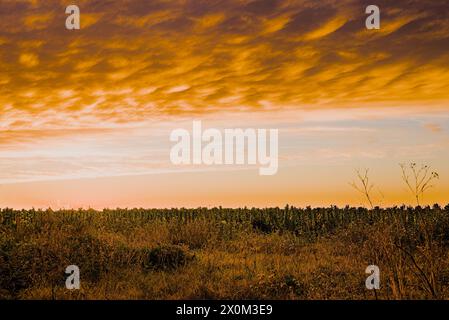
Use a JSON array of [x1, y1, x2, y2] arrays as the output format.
[[1, 205, 449, 300]]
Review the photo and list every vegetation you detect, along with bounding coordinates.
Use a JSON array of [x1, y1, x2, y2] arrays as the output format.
[[349, 168, 376, 209], [1, 205, 449, 300], [400, 163, 440, 206]]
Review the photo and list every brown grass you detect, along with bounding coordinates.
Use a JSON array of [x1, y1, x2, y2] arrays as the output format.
[[1, 205, 449, 300]]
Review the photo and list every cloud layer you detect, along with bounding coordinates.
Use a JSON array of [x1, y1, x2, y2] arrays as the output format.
[[0, 1, 448, 205], [1, 0, 449, 132]]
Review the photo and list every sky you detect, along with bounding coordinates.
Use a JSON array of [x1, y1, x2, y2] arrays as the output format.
[[0, 0, 448, 209]]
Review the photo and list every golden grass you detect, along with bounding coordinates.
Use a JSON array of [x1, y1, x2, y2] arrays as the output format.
[[1, 206, 449, 299]]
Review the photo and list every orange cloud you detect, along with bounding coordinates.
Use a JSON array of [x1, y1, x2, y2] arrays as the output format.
[[19, 52, 39, 67]]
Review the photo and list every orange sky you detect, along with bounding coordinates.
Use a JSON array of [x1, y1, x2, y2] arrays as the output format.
[[0, 0, 448, 208]]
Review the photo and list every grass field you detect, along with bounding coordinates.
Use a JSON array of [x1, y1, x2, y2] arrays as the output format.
[[1, 205, 449, 300]]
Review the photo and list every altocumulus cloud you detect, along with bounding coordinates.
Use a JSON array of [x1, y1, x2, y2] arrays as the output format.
[[0, 0, 448, 132]]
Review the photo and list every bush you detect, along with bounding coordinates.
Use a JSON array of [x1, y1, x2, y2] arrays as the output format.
[[0, 236, 33, 297], [141, 245, 194, 271], [252, 219, 276, 234], [0, 232, 113, 298]]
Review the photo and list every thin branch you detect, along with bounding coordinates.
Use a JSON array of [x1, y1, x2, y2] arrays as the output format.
[[399, 163, 439, 206], [350, 168, 375, 209]]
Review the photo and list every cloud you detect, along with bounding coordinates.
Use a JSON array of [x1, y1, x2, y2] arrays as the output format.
[[0, 0, 448, 142], [18, 52, 39, 67]]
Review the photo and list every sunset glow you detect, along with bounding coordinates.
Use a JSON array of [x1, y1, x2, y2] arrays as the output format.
[[1, 0, 448, 208]]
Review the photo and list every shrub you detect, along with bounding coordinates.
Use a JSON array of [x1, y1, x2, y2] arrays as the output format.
[[0, 236, 33, 297], [141, 245, 194, 271], [252, 219, 276, 234]]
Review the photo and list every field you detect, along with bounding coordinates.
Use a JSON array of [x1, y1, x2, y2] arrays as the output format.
[[1, 205, 449, 300]]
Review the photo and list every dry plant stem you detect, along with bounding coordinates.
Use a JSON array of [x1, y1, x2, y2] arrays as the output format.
[[350, 169, 375, 209], [394, 243, 438, 298], [400, 163, 439, 206]]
